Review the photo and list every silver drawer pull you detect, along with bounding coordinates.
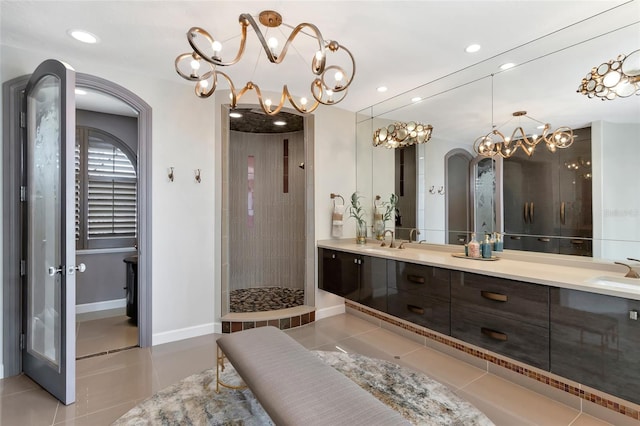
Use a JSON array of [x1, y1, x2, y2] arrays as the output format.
[[481, 290, 508, 302], [481, 327, 508, 341], [407, 305, 425, 315], [538, 237, 551, 242], [407, 274, 425, 284]]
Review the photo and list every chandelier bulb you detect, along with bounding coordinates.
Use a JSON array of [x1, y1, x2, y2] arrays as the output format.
[[200, 80, 209, 89], [315, 50, 324, 61], [300, 97, 308, 105], [265, 98, 272, 107], [190, 59, 200, 70], [267, 37, 278, 49], [212, 40, 222, 53]]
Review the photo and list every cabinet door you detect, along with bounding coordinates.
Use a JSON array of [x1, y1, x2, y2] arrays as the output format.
[[359, 256, 388, 312], [452, 307, 549, 369], [557, 127, 592, 238], [318, 249, 359, 300], [451, 271, 549, 328], [550, 288, 640, 405]]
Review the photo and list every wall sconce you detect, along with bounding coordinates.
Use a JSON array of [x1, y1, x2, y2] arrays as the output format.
[[168, 167, 175, 182], [578, 49, 640, 100], [195, 169, 201, 183]]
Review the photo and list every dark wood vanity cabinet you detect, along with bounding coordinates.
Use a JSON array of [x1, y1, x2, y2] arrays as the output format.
[[550, 288, 640, 405], [387, 262, 451, 335], [503, 126, 592, 257], [450, 271, 550, 370], [318, 248, 388, 311]]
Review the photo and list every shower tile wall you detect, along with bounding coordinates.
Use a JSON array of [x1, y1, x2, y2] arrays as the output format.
[[229, 130, 305, 291]]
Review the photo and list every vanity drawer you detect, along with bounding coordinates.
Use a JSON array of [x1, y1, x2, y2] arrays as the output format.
[[390, 262, 450, 300], [450, 271, 548, 327], [387, 288, 450, 335], [451, 306, 550, 370]]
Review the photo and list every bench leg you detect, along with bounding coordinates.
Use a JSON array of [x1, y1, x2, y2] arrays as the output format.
[[216, 344, 247, 393]]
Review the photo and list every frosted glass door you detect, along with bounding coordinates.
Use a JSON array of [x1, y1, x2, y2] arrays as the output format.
[[23, 59, 76, 405]]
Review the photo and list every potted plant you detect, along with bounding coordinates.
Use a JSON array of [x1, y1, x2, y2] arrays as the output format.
[[374, 193, 398, 240], [349, 192, 367, 244]]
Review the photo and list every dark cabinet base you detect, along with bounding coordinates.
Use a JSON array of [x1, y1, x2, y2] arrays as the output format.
[[550, 288, 640, 405]]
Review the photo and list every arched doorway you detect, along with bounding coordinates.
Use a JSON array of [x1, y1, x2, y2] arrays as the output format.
[[2, 72, 152, 376]]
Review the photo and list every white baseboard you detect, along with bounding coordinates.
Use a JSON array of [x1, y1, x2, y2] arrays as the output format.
[[315, 303, 346, 320], [0, 363, 4, 379], [75, 298, 126, 314], [152, 322, 217, 346]]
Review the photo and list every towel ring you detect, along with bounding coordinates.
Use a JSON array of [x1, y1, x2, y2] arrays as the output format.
[[330, 193, 344, 206]]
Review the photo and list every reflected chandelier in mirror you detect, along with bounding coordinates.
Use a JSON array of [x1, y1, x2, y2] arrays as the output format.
[[578, 49, 640, 100], [373, 121, 433, 149]]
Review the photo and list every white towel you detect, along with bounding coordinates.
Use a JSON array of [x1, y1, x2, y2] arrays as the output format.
[[332, 205, 345, 238]]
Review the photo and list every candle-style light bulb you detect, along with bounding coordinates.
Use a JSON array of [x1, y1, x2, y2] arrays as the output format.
[[212, 40, 222, 60]]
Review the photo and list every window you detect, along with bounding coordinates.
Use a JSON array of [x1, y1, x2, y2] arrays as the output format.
[[76, 127, 137, 249]]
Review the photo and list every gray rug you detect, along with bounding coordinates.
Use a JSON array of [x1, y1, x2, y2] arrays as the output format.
[[113, 351, 494, 425]]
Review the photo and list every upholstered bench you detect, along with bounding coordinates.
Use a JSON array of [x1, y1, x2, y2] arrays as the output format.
[[216, 326, 410, 425]]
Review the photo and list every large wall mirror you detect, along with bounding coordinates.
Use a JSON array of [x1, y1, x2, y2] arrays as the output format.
[[356, 4, 640, 261]]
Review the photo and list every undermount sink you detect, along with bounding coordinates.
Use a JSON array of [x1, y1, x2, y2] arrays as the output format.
[[586, 275, 640, 291]]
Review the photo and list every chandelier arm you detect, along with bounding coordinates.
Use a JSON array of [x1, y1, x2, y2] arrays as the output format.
[[283, 86, 320, 114], [188, 25, 249, 67], [243, 82, 287, 115], [213, 70, 238, 108], [175, 53, 214, 81], [318, 45, 356, 93], [277, 22, 327, 67], [194, 70, 217, 98]]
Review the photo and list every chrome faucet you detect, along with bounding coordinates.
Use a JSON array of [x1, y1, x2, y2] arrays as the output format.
[[614, 258, 640, 278], [380, 230, 395, 248], [409, 228, 420, 242]]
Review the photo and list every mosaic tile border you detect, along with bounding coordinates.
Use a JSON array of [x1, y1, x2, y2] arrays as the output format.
[[345, 300, 640, 421], [221, 311, 315, 334]]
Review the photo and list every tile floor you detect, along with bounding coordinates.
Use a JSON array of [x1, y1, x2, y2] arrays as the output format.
[[76, 308, 138, 359], [0, 313, 634, 425]]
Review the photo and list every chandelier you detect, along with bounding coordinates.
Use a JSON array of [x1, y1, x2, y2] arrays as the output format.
[[577, 49, 640, 100], [174, 10, 355, 115], [373, 121, 434, 149], [473, 111, 574, 158]]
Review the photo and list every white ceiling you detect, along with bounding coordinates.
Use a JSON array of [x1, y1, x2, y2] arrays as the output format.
[[1, 0, 639, 137]]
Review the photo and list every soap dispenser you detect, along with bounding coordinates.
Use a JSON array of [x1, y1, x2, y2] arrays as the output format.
[[495, 233, 504, 252], [468, 233, 480, 258], [482, 234, 492, 259]]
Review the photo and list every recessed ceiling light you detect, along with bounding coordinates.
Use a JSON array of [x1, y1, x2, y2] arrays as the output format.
[[274, 120, 286, 126], [68, 29, 99, 44], [500, 62, 515, 70], [75, 88, 87, 96], [411, 96, 422, 102], [465, 44, 481, 53], [377, 86, 388, 93], [229, 112, 243, 118]]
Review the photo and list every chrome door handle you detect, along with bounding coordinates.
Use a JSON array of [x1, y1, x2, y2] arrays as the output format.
[[48, 266, 63, 276], [67, 263, 86, 275]]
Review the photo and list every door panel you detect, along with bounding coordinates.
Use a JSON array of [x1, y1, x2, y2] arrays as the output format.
[[23, 59, 76, 405]]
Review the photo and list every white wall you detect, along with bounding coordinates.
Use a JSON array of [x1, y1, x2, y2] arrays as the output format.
[[422, 136, 474, 243], [1, 43, 356, 366], [592, 121, 640, 260]]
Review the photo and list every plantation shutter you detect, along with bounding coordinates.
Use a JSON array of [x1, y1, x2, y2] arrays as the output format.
[[87, 133, 137, 240]]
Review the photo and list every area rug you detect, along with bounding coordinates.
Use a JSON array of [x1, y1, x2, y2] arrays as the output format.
[[113, 351, 494, 425]]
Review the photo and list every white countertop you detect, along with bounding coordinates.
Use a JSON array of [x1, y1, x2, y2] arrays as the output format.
[[317, 239, 640, 301]]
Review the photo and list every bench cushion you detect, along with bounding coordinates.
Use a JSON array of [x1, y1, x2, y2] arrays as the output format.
[[217, 326, 409, 426]]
